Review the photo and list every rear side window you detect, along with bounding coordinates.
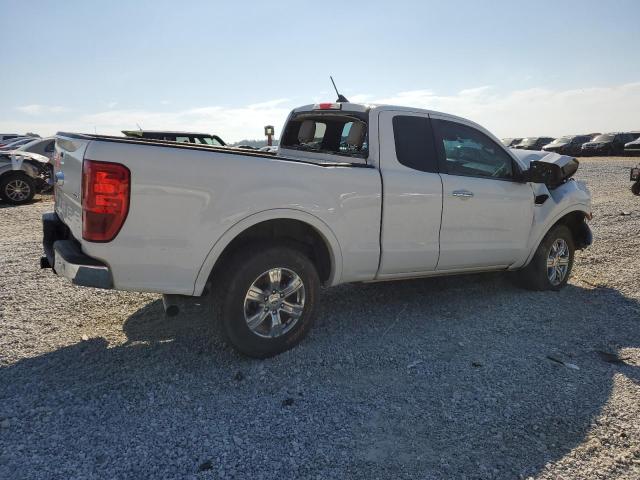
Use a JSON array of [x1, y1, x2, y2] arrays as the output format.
[[392, 115, 438, 173], [281, 114, 368, 159]]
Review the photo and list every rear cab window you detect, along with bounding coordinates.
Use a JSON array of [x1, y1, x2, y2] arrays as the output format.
[[280, 107, 369, 163]]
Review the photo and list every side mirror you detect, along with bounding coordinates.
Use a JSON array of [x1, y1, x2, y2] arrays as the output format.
[[526, 159, 579, 189], [527, 161, 563, 186]]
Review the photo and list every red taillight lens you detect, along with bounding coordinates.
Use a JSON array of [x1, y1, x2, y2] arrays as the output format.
[[82, 159, 130, 242]]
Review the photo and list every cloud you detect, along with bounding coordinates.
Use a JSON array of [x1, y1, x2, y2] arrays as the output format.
[[3, 82, 640, 140], [370, 82, 640, 137], [15, 104, 69, 115], [77, 99, 293, 142]]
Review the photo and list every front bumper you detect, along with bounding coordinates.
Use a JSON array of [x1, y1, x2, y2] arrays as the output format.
[[41, 212, 113, 289], [581, 146, 609, 155], [576, 221, 593, 250]]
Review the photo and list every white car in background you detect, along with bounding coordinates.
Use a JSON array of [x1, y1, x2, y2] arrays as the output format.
[[0, 138, 55, 205]]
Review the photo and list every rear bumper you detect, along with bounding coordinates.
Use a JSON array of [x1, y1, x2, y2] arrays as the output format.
[[41, 212, 113, 289]]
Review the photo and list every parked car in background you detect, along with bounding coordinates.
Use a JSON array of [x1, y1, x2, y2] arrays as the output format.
[[45, 101, 592, 357], [234, 145, 257, 150], [513, 137, 555, 150], [0, 134, 21, 146], [122, 130, 226, 146], [542, 135, 592, 156], [9, 137, 56, 161], [501, 138, 523, 147], [624, 137, 640, 156], [258, 146, 279, 153], [0, 137, 34, 150], [0, 148, 52, 205], [630, 163, 640, 195], [581, 133, 636, 156]]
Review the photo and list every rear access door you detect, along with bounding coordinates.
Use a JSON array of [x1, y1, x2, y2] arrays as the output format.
[[376, 110, 443, 277]]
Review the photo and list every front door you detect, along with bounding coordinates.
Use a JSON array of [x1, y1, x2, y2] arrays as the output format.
[[431, 116, 534, 270]]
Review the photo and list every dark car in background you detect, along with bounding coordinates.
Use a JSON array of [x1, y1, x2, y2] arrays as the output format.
[[500, 137, 523, 148], [122, 130, 226, 146], [0, 137, 38, 151], [581, 132, 637, 156], [513, 137, 555, 150], [542, 135, 593, 155], [624, 136, 640, 156]]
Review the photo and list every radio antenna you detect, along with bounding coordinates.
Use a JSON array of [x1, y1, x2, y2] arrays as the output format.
[[330, 76, 349, 103]]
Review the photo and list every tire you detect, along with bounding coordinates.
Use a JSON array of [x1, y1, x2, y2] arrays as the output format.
[[212, 244, 320, 358], [516, 224, 575, 291], [632, 181, 640, 196], [0, 172, 35, 205]]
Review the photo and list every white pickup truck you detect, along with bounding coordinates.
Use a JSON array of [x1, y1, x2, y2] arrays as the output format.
[[43, 101, 592, 357]]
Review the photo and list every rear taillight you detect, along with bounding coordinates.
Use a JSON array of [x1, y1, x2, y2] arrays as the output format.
[[82, 159, 130, 242]]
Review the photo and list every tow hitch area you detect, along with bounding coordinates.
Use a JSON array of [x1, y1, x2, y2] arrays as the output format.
[[162, 294, 199, 317]]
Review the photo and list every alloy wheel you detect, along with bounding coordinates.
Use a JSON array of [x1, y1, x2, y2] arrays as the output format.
[[546, 238, 570, 286], [5, 179, 31, 202], [243, 267, 305, 338]]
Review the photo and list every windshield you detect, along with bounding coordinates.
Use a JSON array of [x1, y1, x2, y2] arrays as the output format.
[[520, 138, 538, 145], [592, 134, 614, 142], [1, 138, 32, 149], [17, 139, 40, 151], [551, 136, 572, 144]]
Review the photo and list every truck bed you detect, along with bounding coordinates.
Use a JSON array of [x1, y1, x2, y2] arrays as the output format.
[[56, 132, 374, 169], [53, 132, 383, 295]]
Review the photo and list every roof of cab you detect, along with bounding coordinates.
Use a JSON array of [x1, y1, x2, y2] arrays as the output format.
[[291, 102, 487, 132]]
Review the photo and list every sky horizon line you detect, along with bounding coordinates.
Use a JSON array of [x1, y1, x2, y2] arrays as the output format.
[[3, 80, 639, 142]]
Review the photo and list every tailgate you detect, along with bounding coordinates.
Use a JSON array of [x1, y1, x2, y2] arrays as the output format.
[[53, 134, 90, 240]]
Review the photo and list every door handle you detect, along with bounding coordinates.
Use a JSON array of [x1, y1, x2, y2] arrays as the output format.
[[452, 190, 474, 199]]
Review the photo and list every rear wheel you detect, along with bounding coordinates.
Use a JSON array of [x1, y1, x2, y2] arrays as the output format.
[[213, 245, 320, 358], [0, 172, 35, 205], [632, 181, 640, 196], [516, 225, 575, 291]]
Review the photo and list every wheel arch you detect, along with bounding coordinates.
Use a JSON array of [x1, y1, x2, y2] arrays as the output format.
[[193, 209, 343, 296], [523, 206, 592, 267]]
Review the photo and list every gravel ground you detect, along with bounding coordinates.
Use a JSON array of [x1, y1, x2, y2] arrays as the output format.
[[1, 157, 639, 480]]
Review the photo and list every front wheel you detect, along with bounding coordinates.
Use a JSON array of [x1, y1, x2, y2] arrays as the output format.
[[0, 172, 35, 205], [516, 225, 575, 291], [213, 245, 320, 358]]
